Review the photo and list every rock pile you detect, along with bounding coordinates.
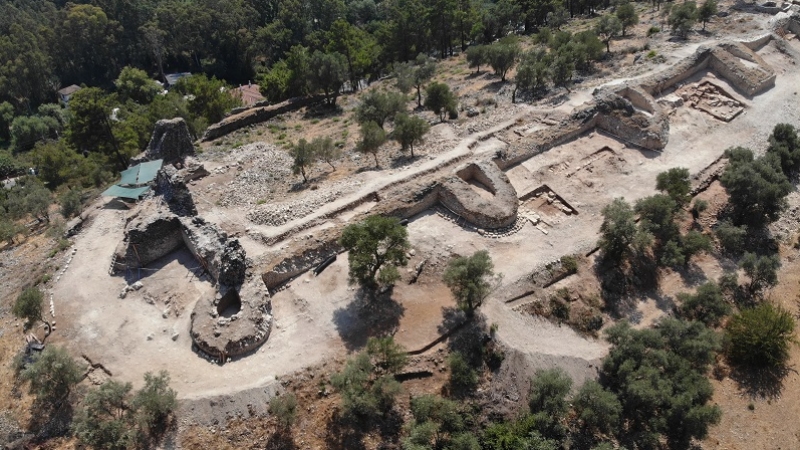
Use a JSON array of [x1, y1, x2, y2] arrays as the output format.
[[246, 181, 361, 226]]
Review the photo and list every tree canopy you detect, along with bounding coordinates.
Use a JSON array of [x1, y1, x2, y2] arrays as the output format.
[[340, 215, 410, 289], [443, 250, 495, 316]]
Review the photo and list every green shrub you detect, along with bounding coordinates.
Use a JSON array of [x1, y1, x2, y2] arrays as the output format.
[[727, 303, 795, 368], [715, 220, 747, 254], [677, 282, 731, 326], [59, 189, 83, 218], [528, 368, 572, 417], [560, 255, 578, 274], [269, 392, 298, 428], [13, 287, 44, 326], [448, 352, 478, 395], [647, 26, 661, 36]]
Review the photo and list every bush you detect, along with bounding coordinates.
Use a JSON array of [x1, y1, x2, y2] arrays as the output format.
[[73, 371, 177, 449], [366, 336, 408, 373], [331, 352, 402, 420], [20, 346, 82, 406], [720, 146, 791, 227], [602, 319, 721, 448], [647, 26, 661, 36], [715, 220, 747, 254], [739, 252, 780, 296], [677, 281, 730, 326], [528, 368, 572, 417], [560, 255, 578, 274], [269, 392, 298, 428], [13, 287, 45, 326], [132, 371, 177, 433], [73, 380, 135, 450], [59, 189, 83, 218], [727, 303, 795, 368], [448, 352, 478, 395], [573, 380, 621, 435]]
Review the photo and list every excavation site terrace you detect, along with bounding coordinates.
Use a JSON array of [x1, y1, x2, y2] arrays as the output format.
[[44, 22, 800, 426]]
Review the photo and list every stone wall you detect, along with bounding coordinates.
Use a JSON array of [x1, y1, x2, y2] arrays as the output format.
[[190, 278, 272, 358], [439, 162, 518, 229], [115, 209, 183, 270], [155, 166, 198, 217], [709, 43, 776, 96], [261, 238, 343, 290], [181, 217, 247, 287], [202, 96, 322, 141]]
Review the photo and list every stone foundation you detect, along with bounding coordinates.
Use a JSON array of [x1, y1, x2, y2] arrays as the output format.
[[439, 162, 518, 229]]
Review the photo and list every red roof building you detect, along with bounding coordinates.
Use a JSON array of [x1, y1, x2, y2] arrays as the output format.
[[232, 83, 265, 107]]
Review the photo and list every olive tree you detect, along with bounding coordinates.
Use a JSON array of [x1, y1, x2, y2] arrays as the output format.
[[443, 250, 495, 317], [391, 113, 429, 157], [20, 346, 83, 406], [656, 167, 691, 207], [357, 121, 387, 167], [13, 287, 48, 328], [424, 82, 457, 122], [487, 39, 521, 82], [290, 138, 317, 183], [598, 198, 637, 263], [616, 2, 639, 37], [340, 215, 409, 289]]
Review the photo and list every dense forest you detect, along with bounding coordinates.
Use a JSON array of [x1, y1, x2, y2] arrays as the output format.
[[0, 0, 612, 111]]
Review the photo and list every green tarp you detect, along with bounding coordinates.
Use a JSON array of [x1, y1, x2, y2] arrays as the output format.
[[101, 185, 150, 200], [119, 167, 139, 186], [104, 159, 163, 200], [117, 159, 163, 186], [136, 160, 163, 184]]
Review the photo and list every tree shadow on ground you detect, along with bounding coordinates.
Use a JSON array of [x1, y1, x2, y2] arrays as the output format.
[[265, 428, 298, 450], [482, 80, 506, 93], [355, 164, 381, 174], [390, 154, 421, 169], [288, 173, 331, 193], [333, 287, 406, 352], [302, 103, 343, 120], [729, 364, 795, 400], [28, 397, 74, 441], [446, 314, 489, 367], [463, 70, 488, 80], [674, 261, 709, 287], [438, 306, 467, 335], [324, 410, 367, 450]]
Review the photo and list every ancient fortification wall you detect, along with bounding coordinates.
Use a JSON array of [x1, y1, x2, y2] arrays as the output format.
[[202, 96, 322, 141]]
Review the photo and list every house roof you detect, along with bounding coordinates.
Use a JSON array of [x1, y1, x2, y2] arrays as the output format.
[[232, 84, 265, 106], [165, 72, 192, 87], [58, 85, 81, 96]]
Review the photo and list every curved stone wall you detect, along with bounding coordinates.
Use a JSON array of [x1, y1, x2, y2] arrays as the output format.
[[439, 162, 518, 230], [190, 278, 273, 358]]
